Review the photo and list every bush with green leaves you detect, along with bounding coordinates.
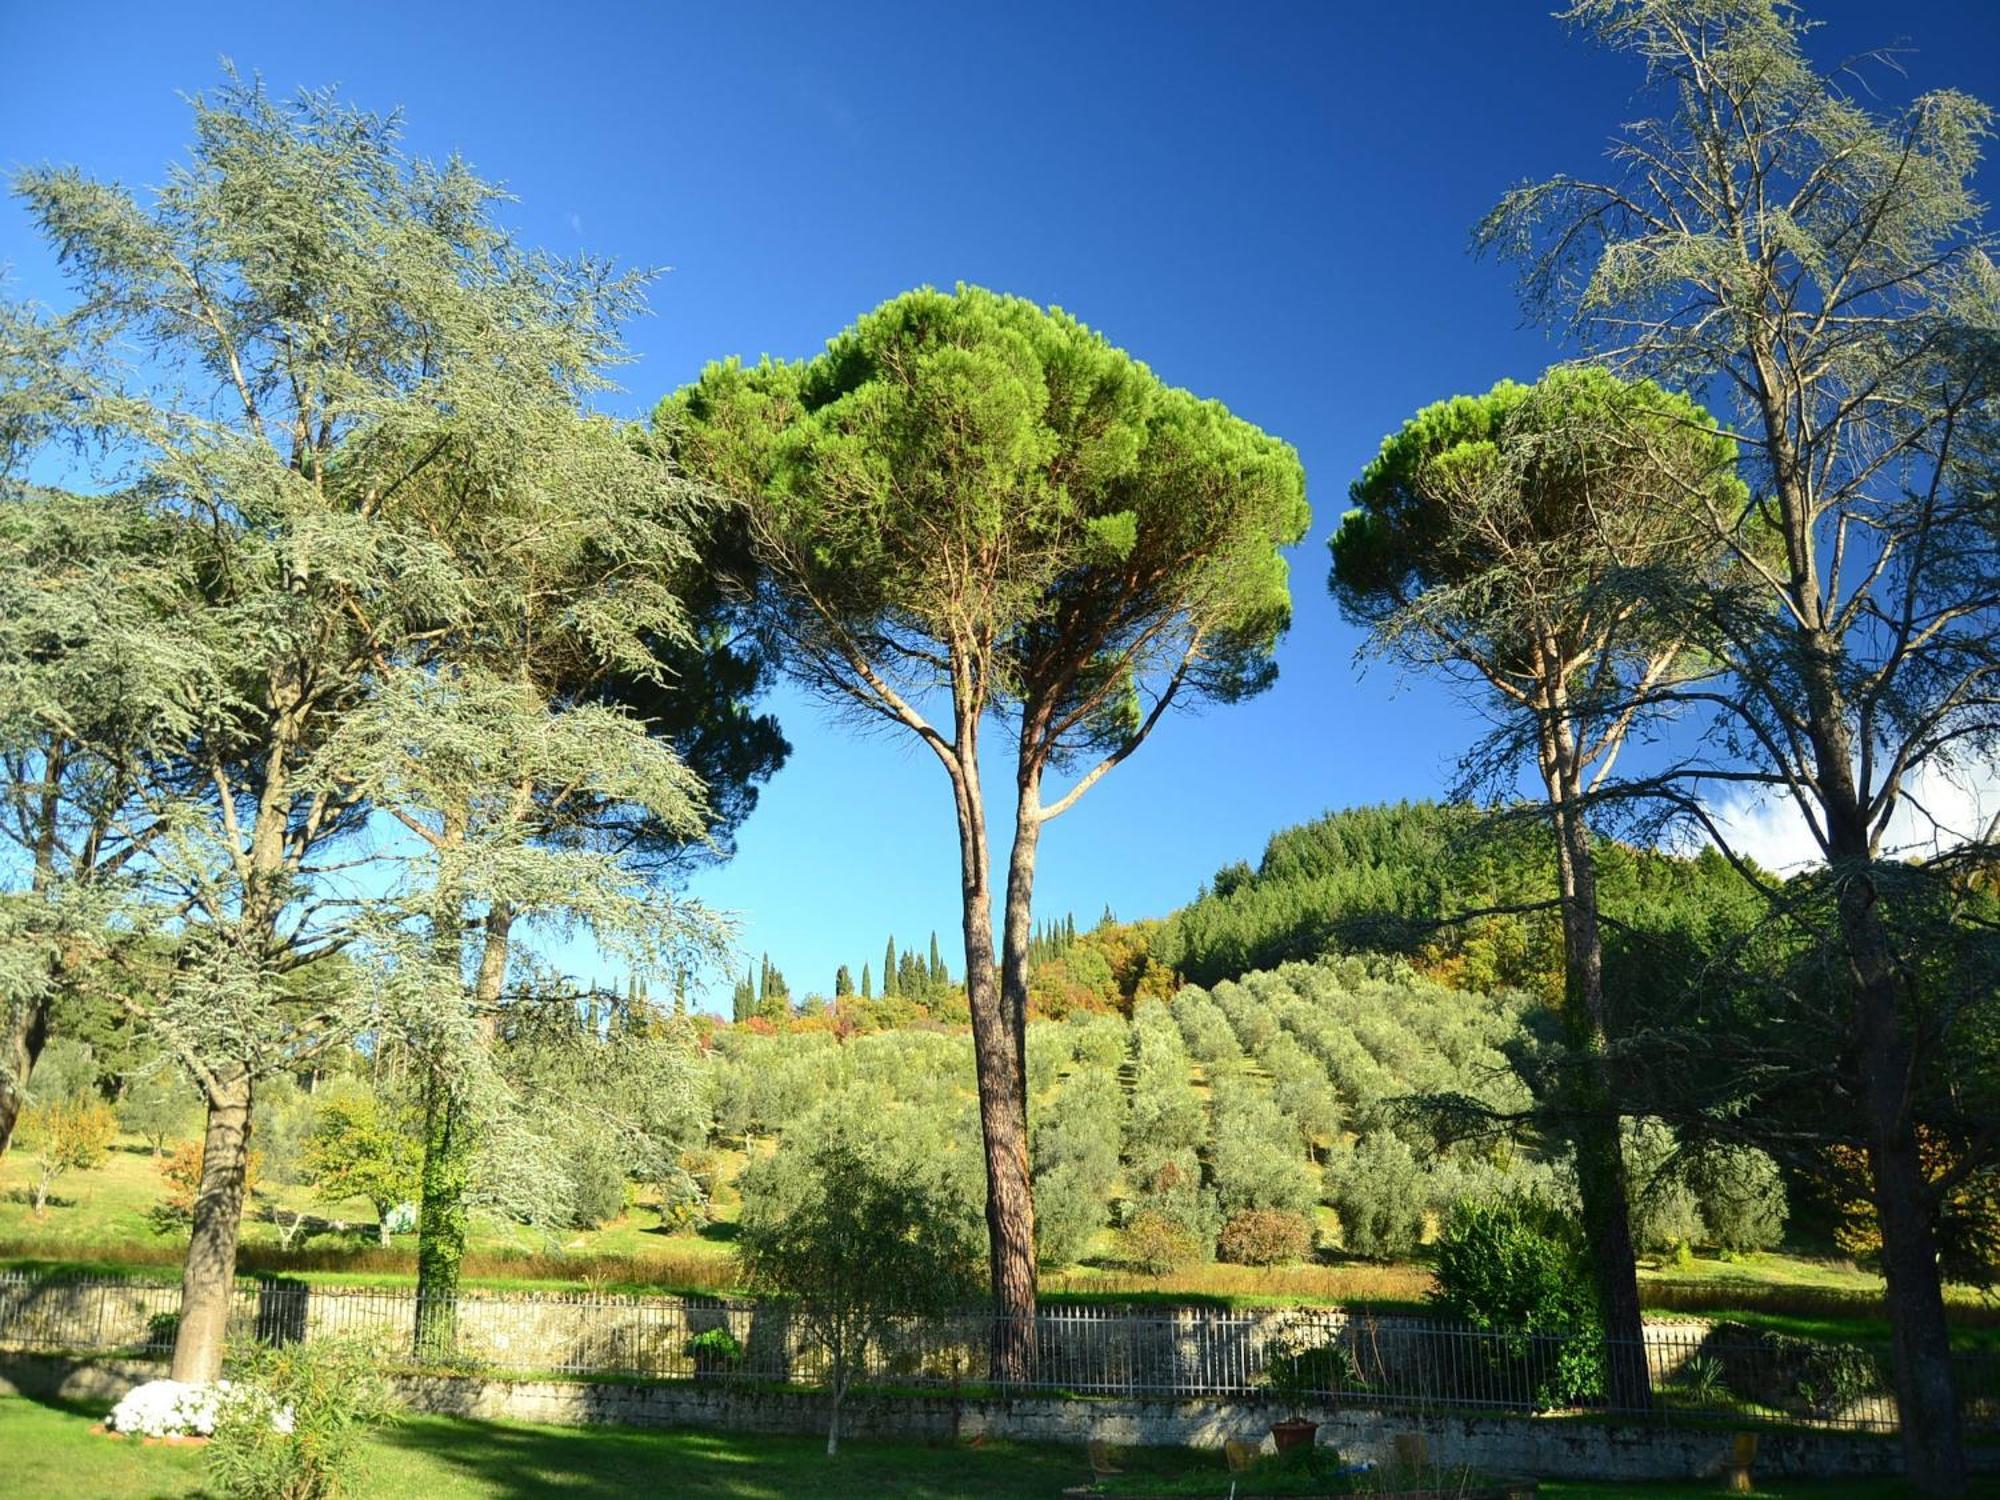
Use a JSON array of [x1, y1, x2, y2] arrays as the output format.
[[1686, 1145, 1788, 1254], [1121, 1148, 1219, 1258], [564, 1138, 630, 1229], [1325, 1131, 1426, 1260], [1217, 1208, 1316, 1266], [207, 1335, 395, 1500], [1623, 1120, 1708, 1254], [1428, 1196, 1604, 1409], [300, 1085, 423, 1247], [1118, 1209, 1207, 1276]]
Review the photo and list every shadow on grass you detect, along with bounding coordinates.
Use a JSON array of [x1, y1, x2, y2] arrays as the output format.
[[370, 1416, 1181, 1500]]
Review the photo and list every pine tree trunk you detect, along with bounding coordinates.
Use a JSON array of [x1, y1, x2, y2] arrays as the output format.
[[170, 1067, 252, 1382], [1000, 772, 1044, 1117], [1538, 699, 1648, 1410], [946, 724, 1037, 1385]]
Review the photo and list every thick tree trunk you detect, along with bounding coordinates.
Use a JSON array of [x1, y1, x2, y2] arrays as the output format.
[[0, 993, 51, 1159], [999, 772, 1043, 1115], [1792, 627, 1965, 1496], [1826, 805, 1964, 1492], [169, 1067, 252, 1382], [945, 725, 1037, 1384], [1538, 704, 1648, 1411]]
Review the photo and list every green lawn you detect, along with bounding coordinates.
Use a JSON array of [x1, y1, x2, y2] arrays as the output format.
[[2, 1397, 1990, 1500]]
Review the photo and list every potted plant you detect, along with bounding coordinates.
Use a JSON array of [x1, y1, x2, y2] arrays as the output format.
[[686, 1326, 744, 1382], [1261, 1319, 1362, 1454]]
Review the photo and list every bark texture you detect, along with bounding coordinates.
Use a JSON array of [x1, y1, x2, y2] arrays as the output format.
[[169, 1068, 252, 1382]]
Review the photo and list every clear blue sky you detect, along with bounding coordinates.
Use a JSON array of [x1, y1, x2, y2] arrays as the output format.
[[4, 2, 1996, 1010]]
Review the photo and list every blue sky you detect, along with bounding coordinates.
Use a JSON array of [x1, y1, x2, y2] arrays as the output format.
[[4, 2, 1997, 1010]]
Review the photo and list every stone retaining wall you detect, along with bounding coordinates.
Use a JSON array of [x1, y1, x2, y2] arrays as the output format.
[[6, 1350, 1987, 1483]]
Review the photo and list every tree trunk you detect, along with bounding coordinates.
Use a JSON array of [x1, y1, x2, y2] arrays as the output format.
[[826, 1357, 845, 1456], [414, 1075, 472, 1361], [0, 993, 51, 1160], [1539, 704, 1649, 1411], [170, 1067, 252, 1382], [946, 722, 1037, 1384], [3, 742, 67, 1160], [1796, 630, 1965, 1496], [999, 771, 1044, 1116], [414, 900, 512, 1361]]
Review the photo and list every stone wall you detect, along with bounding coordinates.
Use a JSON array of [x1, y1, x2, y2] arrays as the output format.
[[0, 1275, 1714, 1393], [5, 1350, 1987, 1484]]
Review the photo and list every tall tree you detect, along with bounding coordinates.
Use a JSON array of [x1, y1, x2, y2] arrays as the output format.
[[859, 962, 872, 1001], [660, 284, 1306, 1372], [8, 72, 719, 1382], [1481, 5, 1999, 1488], [882, 937, 900, 999], [1331, 366, 1745, 1406], [834, 964, 854, 999]]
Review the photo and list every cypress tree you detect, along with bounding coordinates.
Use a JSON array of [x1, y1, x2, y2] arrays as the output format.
[[883, 937, 900, 998], [835, 964, 854, 998], [929, 931, 944, 986], [860, 963, 872, 1000]]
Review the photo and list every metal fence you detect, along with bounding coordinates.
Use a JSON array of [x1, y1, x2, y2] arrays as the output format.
[[3, 1271, 1995, 1436]]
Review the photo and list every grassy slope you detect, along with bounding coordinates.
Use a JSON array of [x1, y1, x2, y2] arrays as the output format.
[[0, 1398, 1976, 1500]]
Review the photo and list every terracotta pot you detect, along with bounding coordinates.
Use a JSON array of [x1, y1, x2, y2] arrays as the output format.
[[1269, 1417, 1318, 1453]]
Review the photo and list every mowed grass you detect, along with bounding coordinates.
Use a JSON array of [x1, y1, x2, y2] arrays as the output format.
[[0, 1397, 1983, 1500]]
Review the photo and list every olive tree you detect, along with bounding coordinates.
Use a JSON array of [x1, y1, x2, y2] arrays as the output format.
[[661, 285, 1306, 1372], [736, 1137, 981, 1455]]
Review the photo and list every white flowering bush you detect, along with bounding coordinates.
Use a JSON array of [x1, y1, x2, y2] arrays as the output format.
[[107, 1379, 233, 1438]]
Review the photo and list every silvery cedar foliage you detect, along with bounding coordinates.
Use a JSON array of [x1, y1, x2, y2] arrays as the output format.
[[5, 69, 727, 1109], [1479, 0, 2000, 858]]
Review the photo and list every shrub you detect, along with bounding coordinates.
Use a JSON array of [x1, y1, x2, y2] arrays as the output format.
[[1428, 1196, 1604, 1408], [1262, 1311, 1365, 1417], [685, 1326, 743, 1378], [1118, 1209, 1204, 1276], [207, 1336, 394, 1500], [1218, 1209, 1315, 1266], [1686, 1145, 1788, 1253]]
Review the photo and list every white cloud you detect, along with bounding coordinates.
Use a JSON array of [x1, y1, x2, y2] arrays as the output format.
[[1705, 759, 1998, 873]]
